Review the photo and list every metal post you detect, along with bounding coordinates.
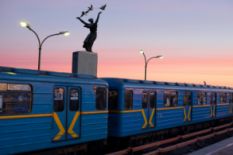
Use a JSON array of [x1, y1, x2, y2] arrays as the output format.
[[145, 61, 147, 80], [140, 50, 163, 81], [38, 47, 42, 70]]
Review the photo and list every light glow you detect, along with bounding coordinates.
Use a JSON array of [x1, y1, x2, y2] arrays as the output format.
[[63, 32, 70, 37], [139, 49, 144, 54], [157, 55, 164, 59], [20, 21, 28, 28]]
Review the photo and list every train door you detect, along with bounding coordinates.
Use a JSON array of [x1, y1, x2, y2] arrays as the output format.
[[210, 92, 217, 118], [142, 91, 156, 128], [53, 86, 81, 142], [183, 91, 192, 122]]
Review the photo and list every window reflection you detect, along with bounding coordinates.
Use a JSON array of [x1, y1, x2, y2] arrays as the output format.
[[0, 83, 32, 114], [96, 87, 107, 110], [164, 90, 178, 107], [125, 89, 133, 110], [54, 88, 64, 112]]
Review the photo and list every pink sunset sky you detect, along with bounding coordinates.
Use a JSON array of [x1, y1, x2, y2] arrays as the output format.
[[0, 0, 233, 87]]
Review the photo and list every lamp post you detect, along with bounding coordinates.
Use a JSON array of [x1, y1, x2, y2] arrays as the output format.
[[20, 21, 70, 71], [139, 49, 163, 80]]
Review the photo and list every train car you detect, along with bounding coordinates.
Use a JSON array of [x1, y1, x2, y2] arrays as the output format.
[[104, 78, 233, 139], [0, 66, 108, 155]]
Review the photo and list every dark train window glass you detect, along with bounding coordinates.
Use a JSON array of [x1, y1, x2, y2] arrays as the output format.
[[227, 93, 232, 103], [0, 83, 32, 114], [184, 91, 192, 106], [149, 92, 156, 108], [54, 88, 65, 112], [109, 90, 118, 110], [125, 89, 133, 110], [164, 90, 178, 107], [220, 93, 227, 104], [209, 92, 217, 105], [229, 93, 233, 104], [142, 92, 156, 109], [0, 95, 2, 112], [96, 87, 107, 110], [69, 88, 80, 111], [142, 92, 148, 109], [197, 92, 207, 105]]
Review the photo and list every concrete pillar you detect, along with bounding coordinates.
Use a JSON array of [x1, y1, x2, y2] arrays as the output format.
[[72, 51, 98, 76]]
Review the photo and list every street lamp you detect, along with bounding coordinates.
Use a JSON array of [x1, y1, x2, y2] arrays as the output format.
[[139, 49, 163, 80], [20, 21, 70, 71]]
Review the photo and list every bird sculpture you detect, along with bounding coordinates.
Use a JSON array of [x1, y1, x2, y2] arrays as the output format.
[[99, 4, 107, 11], [80, 4, 94, 17]]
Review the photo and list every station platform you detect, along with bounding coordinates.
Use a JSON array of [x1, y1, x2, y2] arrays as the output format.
[[189, 136, 233, 155]]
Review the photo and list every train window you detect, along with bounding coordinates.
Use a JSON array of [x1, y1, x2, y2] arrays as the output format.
[[142, 92, 156, 109], [220, 93, 227, 104], [69, 88, 80, 111], [209, 92, 217, 105], [0, 83, 7, 90], [125, 89, 133, 110], [184, 91, 192, 106], [149, 92, 156, 108], [96, 87, 107, 110], [197, 92, 207, 105], [142, 92, 148, 109], [54, 88, 65, 112], [230, 94, 233, 113], [164, 90, 178, 107], [8, 84, 31, 91], [109, 90, 118, 110], [229, 93, 233, 104], [227, 93, 232, 103], [0, 83, 32, 114], [0, 95, 3, 112]]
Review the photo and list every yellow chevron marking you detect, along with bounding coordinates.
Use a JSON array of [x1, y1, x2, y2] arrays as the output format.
[[183, 107, 187, 121], [68, 112, 80, 138], [141, 109, 148, 128], [149, 108, 155, 127], [183, 106, 192, 122], [188, 106, 192, 121], [109, 109, 151, 129], [210, 105, 216, 117], [210, 105, 213, 117], [53, 113, 65, 141]]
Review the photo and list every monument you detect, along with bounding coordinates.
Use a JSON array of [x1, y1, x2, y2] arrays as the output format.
[[72, 4, 106, 76]]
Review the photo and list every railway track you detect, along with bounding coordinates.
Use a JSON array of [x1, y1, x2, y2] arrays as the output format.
[[107, 122, 233, 155]]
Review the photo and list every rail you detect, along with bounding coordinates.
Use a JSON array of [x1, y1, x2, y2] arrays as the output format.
[[107, 122, 233, 155]]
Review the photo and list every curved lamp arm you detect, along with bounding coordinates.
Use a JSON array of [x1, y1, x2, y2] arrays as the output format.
[[41, 32, 63, 47], [26, 26, 41, 46], [146, 55, 163, 64]]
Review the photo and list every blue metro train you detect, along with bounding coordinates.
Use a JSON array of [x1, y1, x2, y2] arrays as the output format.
[[0, 66, 233, 154]]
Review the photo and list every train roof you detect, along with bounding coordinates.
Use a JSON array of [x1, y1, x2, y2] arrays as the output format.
[[0, 66, 107, 85], [103, 78, 233, 92]]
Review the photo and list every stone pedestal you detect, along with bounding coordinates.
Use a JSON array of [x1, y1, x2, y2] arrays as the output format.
[[72, 51, 98, 76]]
